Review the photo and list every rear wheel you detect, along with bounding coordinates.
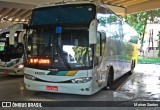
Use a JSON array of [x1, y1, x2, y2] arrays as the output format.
[[128, 60, 135, 75], [106, 67, 114, 89]]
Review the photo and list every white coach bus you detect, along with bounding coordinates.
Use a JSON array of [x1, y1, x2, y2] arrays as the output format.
[[0, 23, 27, 75], [24, 1, 138, 95]]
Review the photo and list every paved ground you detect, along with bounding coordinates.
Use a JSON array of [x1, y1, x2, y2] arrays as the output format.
[[0, 64, 160, 110], [120, 64, 160, 101]]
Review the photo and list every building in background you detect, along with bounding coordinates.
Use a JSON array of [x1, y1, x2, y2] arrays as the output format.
[[138, 24, 159, 58]]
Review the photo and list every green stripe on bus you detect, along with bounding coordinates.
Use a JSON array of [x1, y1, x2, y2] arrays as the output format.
[[47, 71, 59, 75], [57, 71, 68, 76]]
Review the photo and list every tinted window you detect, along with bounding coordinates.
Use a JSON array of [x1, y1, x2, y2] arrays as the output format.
[[31, 4, 95, 26]]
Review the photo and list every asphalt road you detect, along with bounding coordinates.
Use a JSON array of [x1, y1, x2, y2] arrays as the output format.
[[0, 64, 160, 110]]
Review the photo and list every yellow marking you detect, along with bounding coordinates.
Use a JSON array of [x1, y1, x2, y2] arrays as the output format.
[[65, 71, 78, 76]]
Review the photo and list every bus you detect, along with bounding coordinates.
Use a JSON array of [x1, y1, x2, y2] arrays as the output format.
[[24, 1, 138, 95], [0, 23, 27, 75]]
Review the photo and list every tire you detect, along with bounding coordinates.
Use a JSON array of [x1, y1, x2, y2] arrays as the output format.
[[128, 60, 135, 75], [106, 67, 114, 89]]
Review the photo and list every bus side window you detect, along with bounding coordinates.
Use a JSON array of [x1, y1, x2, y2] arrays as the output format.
[[95, 32, 102, 65], [95, 32, 101, 56], [98, 32, 106, 56], [16, 43, 24, 54], [101, 32, 106, 56]]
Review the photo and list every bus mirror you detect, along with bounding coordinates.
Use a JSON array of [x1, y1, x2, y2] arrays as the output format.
[[18, 32, 25, 43], [89, 19, 98, 44], [9, 29, 15, 45], [9, 23, 24, 45]]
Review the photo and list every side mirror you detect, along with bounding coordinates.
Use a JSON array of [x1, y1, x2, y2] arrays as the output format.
[[9, 29, 15, 45], [9, 23, 25, 45], [89, 19, 99, 44], [18, 32, 25, 43]]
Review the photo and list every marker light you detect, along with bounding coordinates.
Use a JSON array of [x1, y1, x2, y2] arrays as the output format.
[[28, 58, 51, 64]]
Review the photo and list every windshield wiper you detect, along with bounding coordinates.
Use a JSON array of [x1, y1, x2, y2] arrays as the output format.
[[57, 45, 72, 70], [39, 39, 72, 70], [54, 24, 72, 70], [40, 43, 50, 56], [83, 46, 89, 66]]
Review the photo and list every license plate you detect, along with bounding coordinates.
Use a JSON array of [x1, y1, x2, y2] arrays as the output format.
[[3, 72, 9, 76], [46, 86, 58, 91]]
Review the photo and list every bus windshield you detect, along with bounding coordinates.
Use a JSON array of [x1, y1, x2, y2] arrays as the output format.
[[0, 32, 24, 60], [26, 4, 95, 70], [30, 4, 95, 26], [27, 28, 93, 70]]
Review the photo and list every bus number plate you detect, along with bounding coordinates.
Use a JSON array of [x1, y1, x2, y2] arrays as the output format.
[[46, 86, 58, 91], [3, 72, 9, 76]]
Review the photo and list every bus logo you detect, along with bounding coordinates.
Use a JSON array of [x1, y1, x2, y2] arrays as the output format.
[[35, 72, 45, 75]]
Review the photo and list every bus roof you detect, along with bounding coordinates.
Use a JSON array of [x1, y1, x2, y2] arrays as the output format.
[[35, 1, 104, 9]]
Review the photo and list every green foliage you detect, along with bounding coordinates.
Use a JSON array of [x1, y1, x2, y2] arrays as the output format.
[[98, 15, 118, 26], [124, 9, 160, 35], [124, 9, 160, 54], [124, 42, 133, 55], [129, 36, 138, 44], [138, 57, 160, 63], [107, 15, 117, 23], [98, 17, 107, 26], [158, 33, 160, 57], [158, 51, 160, 57], [124, 12, 147, 36]]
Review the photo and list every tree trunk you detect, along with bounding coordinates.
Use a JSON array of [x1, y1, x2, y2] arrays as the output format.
[[158, 35, 160, 57], [140, 16, 147, 57]]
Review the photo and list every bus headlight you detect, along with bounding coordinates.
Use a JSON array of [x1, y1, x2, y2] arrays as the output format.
[[71, 77, 92, 83], [18, 64, 24, 69], [25, 74, 36, 80]]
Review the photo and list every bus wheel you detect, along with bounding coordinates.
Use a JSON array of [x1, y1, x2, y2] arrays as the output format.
[[129, 60, 135, 75], [106, 67, 114, 89]]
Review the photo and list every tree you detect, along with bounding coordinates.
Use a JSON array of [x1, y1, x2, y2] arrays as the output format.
[[124, 9, 160, 56], [124, 12, 147, 54], [157, 32, 160, 57]]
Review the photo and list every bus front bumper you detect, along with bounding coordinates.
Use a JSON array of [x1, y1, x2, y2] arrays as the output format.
[[0, 68, 24, 75], [24, 77, 94, 95]]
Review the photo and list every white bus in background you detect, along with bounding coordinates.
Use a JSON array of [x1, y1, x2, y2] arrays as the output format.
[[24, 1, 138, 95], [0, 23, 27, 75]]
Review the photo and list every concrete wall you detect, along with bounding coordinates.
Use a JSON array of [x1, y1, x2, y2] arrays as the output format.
[[144, 49, 159, 58]]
